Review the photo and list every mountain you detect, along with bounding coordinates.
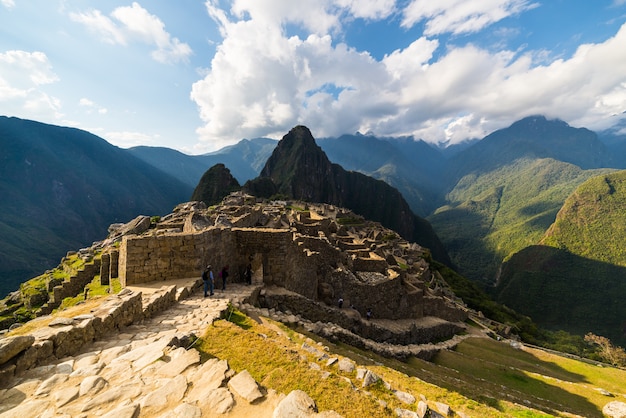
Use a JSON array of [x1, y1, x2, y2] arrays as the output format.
[[244, 125, 451, 264], [446, 115, 612, 184], [495, 171, 626, 346], [0, 116, 192, 297], [429, 157, 611, 284], [318, 134, 446, 216], [429, 116, 615, 284], [191, 163, 241, 206], [129, 137, 277, 187]]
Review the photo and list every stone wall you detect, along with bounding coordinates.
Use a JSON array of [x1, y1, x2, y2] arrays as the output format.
[[119, 228, 298, 291], [38, 260, 101, 315]]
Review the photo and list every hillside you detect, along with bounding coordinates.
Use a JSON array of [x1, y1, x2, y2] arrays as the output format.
[[429, 157, 611, 283], [496, 171, 626, 346], [3, 278, 625, 418], [446, 115, 611, 183], [190, 163, 241, 206], [244, 125, 450, 264], [0, 116, 192, 297]]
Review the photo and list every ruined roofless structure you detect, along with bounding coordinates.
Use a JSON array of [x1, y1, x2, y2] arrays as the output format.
[[115, 192, 468, 350]]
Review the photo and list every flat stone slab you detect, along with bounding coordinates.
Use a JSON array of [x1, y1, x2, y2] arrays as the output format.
[[228, 369, 264, 403], [272, 390, 317, 417], [158, 347, 200, 377], [0, 335, 35, 365]]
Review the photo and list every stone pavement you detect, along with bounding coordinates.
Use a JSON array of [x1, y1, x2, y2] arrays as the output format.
[[0, 282, 336, 418]]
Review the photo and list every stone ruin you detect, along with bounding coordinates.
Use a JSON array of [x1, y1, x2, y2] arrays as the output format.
[[112, 192, 468, 347]]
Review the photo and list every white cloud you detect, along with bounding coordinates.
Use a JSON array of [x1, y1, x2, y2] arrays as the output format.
[[0, 50, 62, 121], [191, 2, 626, 148], [70, 2, 192, 64], [334, 0, 396, 20], [79, 97, 108, 115], [1, 0, 15, 9], [69, 9, 127, 45], [401, 0, 538, 36]]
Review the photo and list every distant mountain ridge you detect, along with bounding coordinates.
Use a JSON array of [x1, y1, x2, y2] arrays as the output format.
[[0, 116, 192, 296], [128, 137, 276, 187]]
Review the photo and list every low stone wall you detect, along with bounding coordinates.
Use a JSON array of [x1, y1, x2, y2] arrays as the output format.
[[0, 280, 200, 384], [38, 261, 101, 315], [423, 296, 469, 323], [256, 287, 462, 346]]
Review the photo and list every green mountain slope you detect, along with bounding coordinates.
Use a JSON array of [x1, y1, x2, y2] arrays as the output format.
[[0, 116, 192, 297], [429, 157, 610, 283], [496, 245, 626, 347], [495, 171, 626, 345], [541, 171, 626, 265]]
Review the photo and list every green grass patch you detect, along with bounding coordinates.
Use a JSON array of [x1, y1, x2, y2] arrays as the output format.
[[432, 337, 626, 417], [56, 276, 120, 311]]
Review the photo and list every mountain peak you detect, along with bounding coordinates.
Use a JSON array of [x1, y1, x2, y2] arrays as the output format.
[[258, 125, 332, 189]]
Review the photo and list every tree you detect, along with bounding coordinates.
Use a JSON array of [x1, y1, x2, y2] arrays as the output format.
[[584, 333, 626, 367]]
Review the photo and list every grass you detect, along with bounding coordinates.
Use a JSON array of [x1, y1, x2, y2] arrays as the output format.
[[194, 308, 584, 417], [56, 276, 121, 311], [430, 337, 626, 418], [7, 277, 121, 337]]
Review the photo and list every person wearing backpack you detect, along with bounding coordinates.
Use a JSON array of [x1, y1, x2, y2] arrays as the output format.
[[202, 265, 214, 297]]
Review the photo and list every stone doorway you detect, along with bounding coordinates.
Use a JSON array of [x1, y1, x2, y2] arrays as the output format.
[[250, 253, 264, 285]]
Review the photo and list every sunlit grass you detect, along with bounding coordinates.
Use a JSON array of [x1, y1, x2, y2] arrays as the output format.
[[194, 309, 555, 418]]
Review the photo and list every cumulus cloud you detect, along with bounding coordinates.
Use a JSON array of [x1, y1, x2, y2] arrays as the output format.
[[401, 0, 539, 35], [70, 2, 192, 64], [1, 0, 15, 9], [0, 50, 62, 120], [191, 1, 626, 148]]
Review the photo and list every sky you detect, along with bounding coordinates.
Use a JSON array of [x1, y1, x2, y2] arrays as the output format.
[[1, 1, 626, 154]]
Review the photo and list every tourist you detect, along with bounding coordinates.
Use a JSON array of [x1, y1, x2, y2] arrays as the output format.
[[203, 265, 214, 297], [221, 265, 229, 290], [338, 297, 344, 308], [366, 308, 372, 320]]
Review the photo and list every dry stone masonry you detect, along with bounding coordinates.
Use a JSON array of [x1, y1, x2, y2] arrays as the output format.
[[115, 193, 468, 349]]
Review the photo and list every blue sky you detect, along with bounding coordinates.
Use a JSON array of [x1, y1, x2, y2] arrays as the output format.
[[1, 1, 625, 153]]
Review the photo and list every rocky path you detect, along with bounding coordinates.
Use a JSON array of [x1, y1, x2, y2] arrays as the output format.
[[0, 283, 322, 418]]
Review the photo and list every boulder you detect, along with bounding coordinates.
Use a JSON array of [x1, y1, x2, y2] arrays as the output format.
[[604, 401, 626, 418], [272, 390, 318, 417], [228, 369, 264, 403], [337, 358, 355, 373], [0, 335, 35, 365], [395, 390, 416, 405]]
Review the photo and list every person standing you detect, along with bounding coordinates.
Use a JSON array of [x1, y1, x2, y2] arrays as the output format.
[[221, 265, 229, 290], [202, 265, 214, 297]]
